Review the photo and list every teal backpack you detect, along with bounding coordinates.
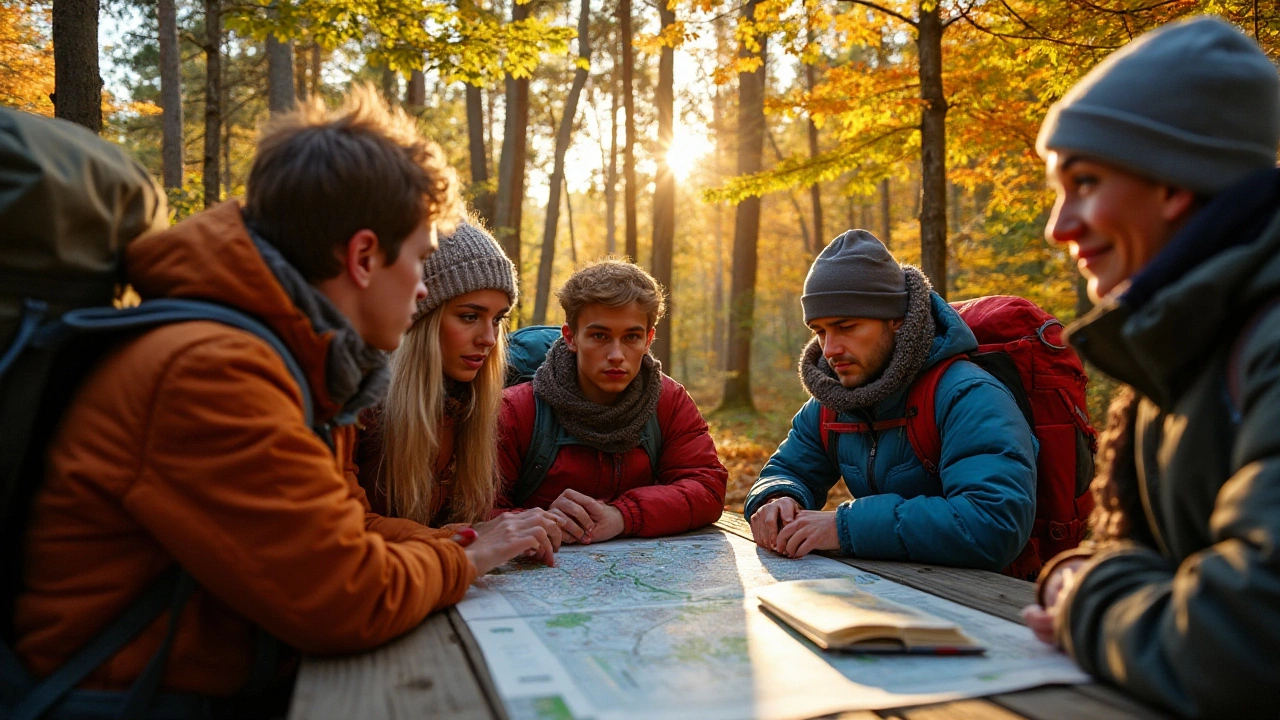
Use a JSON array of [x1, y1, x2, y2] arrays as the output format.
[[504, 325, 661, 505]]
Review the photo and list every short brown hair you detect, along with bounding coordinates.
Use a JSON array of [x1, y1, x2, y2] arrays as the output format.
[[557, 258, 666, 329], [243, 84, 462, 282]]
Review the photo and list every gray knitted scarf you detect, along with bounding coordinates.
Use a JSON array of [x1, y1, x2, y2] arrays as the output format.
[[251, 233, 389, 421], [532, 337, 664, 453], [799, 266, 936, 414]]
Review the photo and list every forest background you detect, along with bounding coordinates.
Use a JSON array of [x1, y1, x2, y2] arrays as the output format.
[[6, 0, 1278, 509]]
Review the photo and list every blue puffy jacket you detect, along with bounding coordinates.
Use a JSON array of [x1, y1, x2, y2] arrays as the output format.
[[743, 294, 1037, 570]]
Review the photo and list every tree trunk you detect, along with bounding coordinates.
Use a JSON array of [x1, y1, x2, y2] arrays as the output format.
[[310, 44, 322, 98], [711, 19, 729, 367], [203, 0, 221, 208], [767, 129, 812, 254], [605, 71, 619, 255], [380, 67, 397, 104], [650, 0, 676, 369], [949, 180, 961, 234], [805, 23, 823, 253], [294, 44, 309, 101], [221, 36, 231, 194], [158, 0, 183, 187], [565, 176, 578, 265], [619, 0, 638, 261], [879, 177, 891, 245], [266, 34, 294, 114], [719, 0, 766, 413], [532, 0, 590, 325], [406, 69, 426, 109], [494, 0, 533, 287], [52, 0, 102, 132], [485, 86, 495, 181], [917, 4, 948, 297], [467, 83, 493, 224]]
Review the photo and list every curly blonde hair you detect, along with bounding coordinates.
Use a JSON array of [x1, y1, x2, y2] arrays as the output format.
[[243, 84, 462, 281]]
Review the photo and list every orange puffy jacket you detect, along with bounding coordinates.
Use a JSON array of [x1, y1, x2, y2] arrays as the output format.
[[14, 201, 474, 696]]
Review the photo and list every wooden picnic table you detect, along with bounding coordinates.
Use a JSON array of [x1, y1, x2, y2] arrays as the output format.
[[288, 513, 1171, 720]]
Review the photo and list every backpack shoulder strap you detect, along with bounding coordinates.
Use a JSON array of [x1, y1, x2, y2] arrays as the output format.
[[818, 405, 839, 468], [641, 412, 662, 476], [903, 355, 966, 476], [46, 298, 316, 429], [512, 394, 562, 505], [7, 569, 191, 720], [2, 299, 308, 719]]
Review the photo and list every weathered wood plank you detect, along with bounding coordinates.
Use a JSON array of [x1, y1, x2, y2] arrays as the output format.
[[989, 685, 1165, 720], [890, 698, 1028, 719], [288, 612, 494, 720], [447, 608, 509, 720], [715, 513, 1033, 623], [1071, 684, 1171, 720]]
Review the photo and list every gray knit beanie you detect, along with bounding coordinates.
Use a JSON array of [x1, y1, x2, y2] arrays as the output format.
[[802, 230, 907, 323], [1037, 15, 1280, 195], [414, 221, 519, 321]]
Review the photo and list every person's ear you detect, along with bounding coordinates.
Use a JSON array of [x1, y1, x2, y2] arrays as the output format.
[[342, 229, 382, 290], [562, 323, 577, 352], [888, 318, 905, 333], [645, 326, 656, 350], [1160, 187, 1198, 224]]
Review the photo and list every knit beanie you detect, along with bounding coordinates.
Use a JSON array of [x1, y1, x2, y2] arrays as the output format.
[[802, 229, 907, 323], [1037, 15, 1280, 195], [414, 221, 519, 321]]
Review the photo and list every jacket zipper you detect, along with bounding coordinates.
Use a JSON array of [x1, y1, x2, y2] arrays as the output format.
[[859, 410, 880, 494]]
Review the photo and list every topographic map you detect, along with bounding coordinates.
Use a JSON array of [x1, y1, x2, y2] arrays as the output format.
[[456, 530, 1088, 720]]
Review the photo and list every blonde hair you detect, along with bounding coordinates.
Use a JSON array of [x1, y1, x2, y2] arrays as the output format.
[[244, 83, 462, 282], [378, 306, 507, 525], [557, 257, 667, 329]]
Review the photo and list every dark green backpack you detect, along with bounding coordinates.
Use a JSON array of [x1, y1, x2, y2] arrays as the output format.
[[504, 325, 661, 505], [0, 108, 301, 719]]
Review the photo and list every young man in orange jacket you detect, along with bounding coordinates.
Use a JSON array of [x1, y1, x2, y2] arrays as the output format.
[[11, 87, 558, 715]]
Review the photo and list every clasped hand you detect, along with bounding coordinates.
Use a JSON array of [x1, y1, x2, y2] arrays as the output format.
[[547, 488, 624, 545], [748, 496, 840, 558]]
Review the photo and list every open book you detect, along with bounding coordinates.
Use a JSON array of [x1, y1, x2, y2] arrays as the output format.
[[756, 578, 985, 655]]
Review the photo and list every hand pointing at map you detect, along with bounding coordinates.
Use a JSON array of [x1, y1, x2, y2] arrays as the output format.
[[465, 510, 561, 575]]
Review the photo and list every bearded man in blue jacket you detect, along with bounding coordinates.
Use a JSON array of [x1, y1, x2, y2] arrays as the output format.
[[745, 231, 1037, 570]]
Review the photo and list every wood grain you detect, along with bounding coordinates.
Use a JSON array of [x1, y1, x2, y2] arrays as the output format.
[[288, 612, 493, 720], [989, 686, 1166, 720], [893, 698, 1027, 720]]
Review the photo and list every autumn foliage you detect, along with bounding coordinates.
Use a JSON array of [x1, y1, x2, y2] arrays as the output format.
[[0, 2, 53, 117]]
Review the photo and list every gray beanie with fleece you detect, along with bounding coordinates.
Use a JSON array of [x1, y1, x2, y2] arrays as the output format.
[[1037, 15, 1280, 195], [802, 230, 907, 324], [414, 221, 519, 321]]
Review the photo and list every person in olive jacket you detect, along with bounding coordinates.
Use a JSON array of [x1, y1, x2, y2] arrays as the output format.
[[1024, 16, 1280, 718]]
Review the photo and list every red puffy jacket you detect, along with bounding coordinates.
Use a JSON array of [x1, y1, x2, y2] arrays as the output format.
[[496, 377, 727, 536]]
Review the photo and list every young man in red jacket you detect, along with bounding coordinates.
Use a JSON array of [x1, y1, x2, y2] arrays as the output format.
[[497, 259, 728, 541]]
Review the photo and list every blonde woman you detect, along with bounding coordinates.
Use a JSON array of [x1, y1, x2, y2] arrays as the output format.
[[358, 221, 562, 559]]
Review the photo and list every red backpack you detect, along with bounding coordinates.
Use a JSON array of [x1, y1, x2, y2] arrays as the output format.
[[819, 296, 1097, 581]]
